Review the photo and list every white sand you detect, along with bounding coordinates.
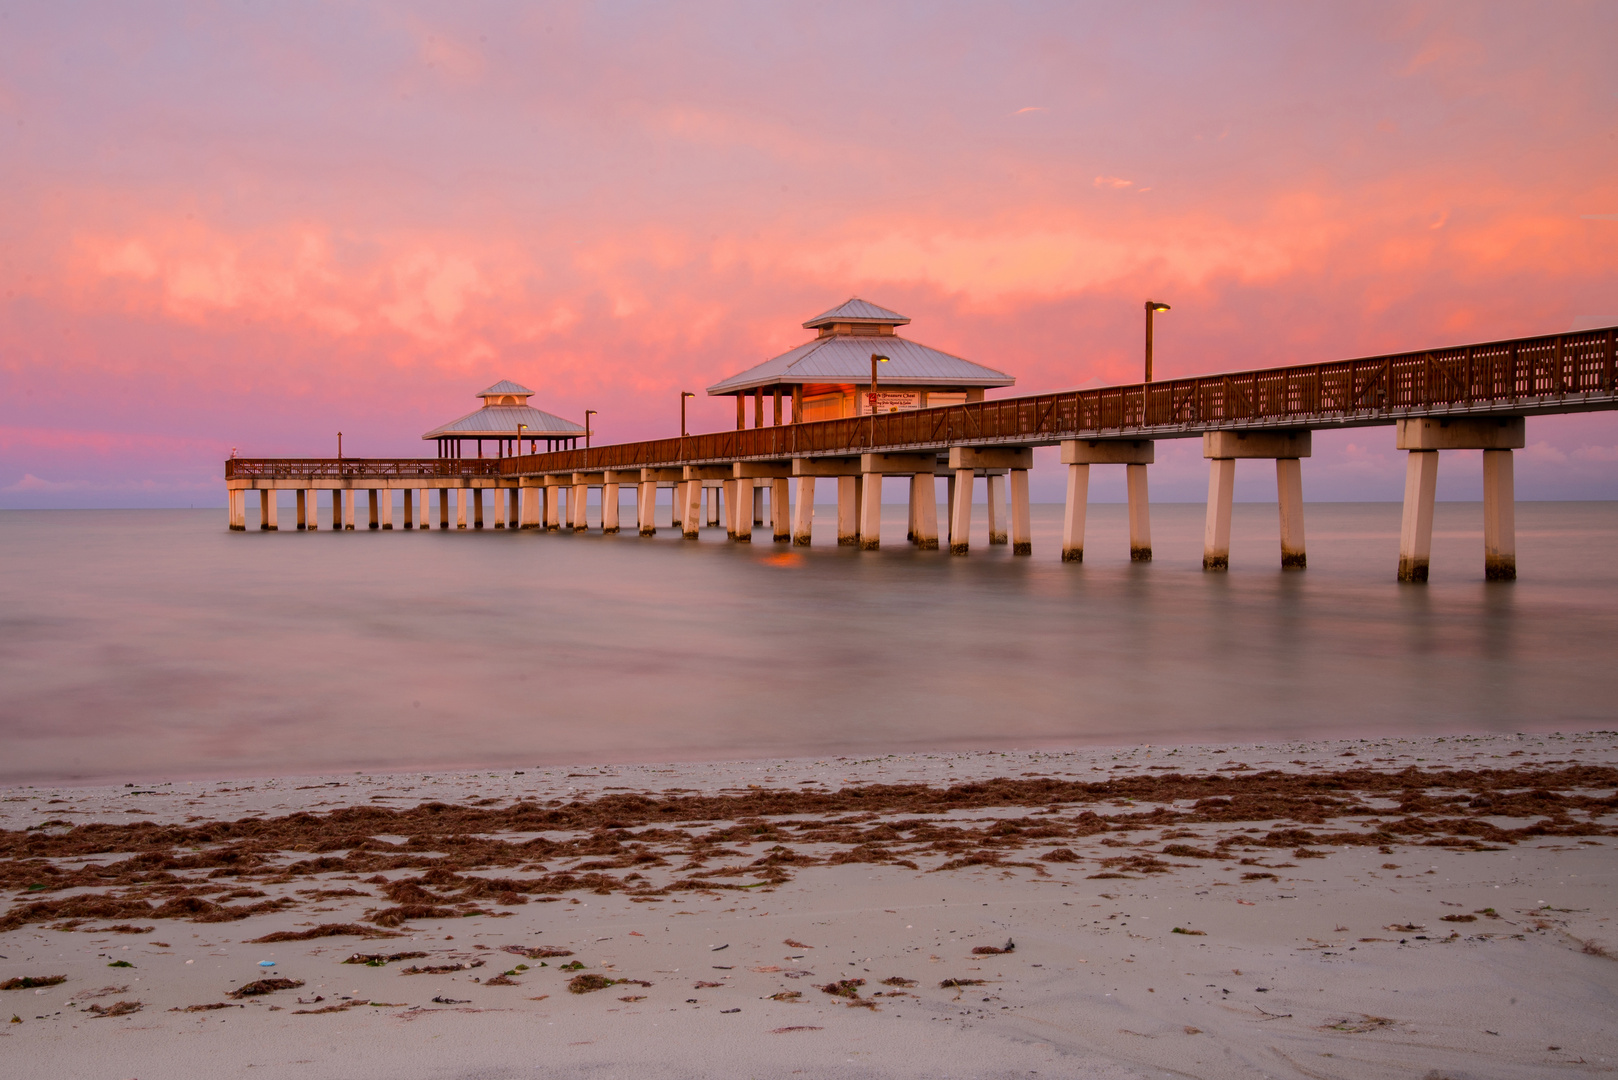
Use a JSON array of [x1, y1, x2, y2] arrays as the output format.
[[2, 731, 1615, 1079]]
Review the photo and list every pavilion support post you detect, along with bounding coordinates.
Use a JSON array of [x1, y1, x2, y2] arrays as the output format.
[[1126, 464, 1152, 561], [638, 481, 656, 536], [1398, 451, 1438, 582], [343, 489, 356, 531], [1277, 458, 1306, 569], [683, 479, 701, 539], [260, 490, 277, 531], [380, 489, 394, 530], [296, 489, 308, 530], [1062, 464, 1089, 562], [1010, 469, 1031, 556], [792, 385, 803, 424], [400, 489, 412, 530], [859, 471, 883, 550], [913, 474, 939, 551], [603, 483, 620, 533], [1483, 449, 1516, 581], [772, 477, 790, 543], [734, 479, 753, 542], [986, 473, 1007, 545], [1203, 458, 1235, 572], [837, 476, 858, 546], [792, 477, 815, 545], [950, 469, 974, 555]]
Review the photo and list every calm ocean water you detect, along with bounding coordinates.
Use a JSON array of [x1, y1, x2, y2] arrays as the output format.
[[3, 501, 1616, 786]]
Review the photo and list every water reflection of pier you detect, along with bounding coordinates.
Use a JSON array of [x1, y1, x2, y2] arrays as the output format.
[[226, 324, 1616, 583]]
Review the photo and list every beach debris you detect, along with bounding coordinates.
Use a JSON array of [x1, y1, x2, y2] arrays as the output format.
[[257, 960, 276, 967], [880, 977, 916, 987], [253, 923, 402, 943], [710, 943, 729, 951], [1321, 1015, 1396, 1033], [1242, 872, 1278, 881], [106, 960, 134, 968], [400, 961, 484, 975], [98, 924, 153, 934], [694, 981, 725, 989], [1384, 923, 1424, 933], [1441, 914, 1477, 923], [769, 991, 802, 1001], [500, 945, 573, 959], [0, 975, 65, 990], [569, 974, 623, 994], [721, 1007, 740, 1013], [783, 939, 812, 949], [781, 970, 814, 979], [86, 1000, 143, 1017], [431, 996, 470, 1004], [771, 1025, 823, 1033], [1040, 848, 1080, 862], [170, 1002, 241, 1012], [618, 995, 646, 1002], [972, 939, 1015, 955], [750, 965, 782, 973], [229, 978, 304, 998], [819, 979, 865, 999], [294, 1000, 365, 1015], [559, 961, 586, 971], [1184, 1026, 1202, 1034], [342, 951, 429, 966], [939, 978, 986, 989], [483, 974, 520, 986], [1171, 927, 1207, 936]]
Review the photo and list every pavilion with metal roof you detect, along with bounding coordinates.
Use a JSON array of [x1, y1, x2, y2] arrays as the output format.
[[706, 299, 1015, 428], [422, 381, 586, 458]]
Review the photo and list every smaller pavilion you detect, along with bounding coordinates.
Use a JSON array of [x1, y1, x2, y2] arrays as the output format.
[[706, 299, 1016, 427], [422, 380, 586, 458]]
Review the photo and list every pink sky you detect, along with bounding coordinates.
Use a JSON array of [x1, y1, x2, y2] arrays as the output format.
[[2, 1, 1616, 507]]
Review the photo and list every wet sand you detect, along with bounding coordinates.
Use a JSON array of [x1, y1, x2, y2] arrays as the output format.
[[2, 730, 1616, 1079]]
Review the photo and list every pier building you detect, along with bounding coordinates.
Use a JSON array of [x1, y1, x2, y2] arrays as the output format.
[[225, 321, 1618, 583], [706, 299, 1015, 426], [423, 380, 585, 458]]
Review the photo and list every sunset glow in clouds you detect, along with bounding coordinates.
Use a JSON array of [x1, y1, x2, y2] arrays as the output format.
[[2, 1, 1617, 505]]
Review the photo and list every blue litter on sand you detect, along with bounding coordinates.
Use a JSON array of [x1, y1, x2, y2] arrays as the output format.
[[258, 961, 276, 967]]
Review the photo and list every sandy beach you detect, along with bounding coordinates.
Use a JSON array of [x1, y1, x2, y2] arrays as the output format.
[[3, 730, 1615, 1080]]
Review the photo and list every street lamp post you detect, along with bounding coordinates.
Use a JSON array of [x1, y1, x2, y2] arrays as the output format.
[[680, 392, 695, 437], [337, 431, 343, 461], [1144, 300, 1171, 383], [585, 410, 596, 450], [869, 353, 889, 414], [516, 423, 528, 457]]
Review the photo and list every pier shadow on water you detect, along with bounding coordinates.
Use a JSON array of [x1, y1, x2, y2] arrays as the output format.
[[2, 501, 1615, 784]]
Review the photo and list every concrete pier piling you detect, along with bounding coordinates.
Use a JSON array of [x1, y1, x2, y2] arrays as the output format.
[[1059, 440, 1154, 563], [1395, 417, 1523, 582], [296, 489, 308, 530], [1009, 469, 1031, 555], [1126, 464, 1151, 561], [792, 476, 815, 545], [772, 477, 791, 543], [400, 489, 412, 530], [859, 470, 883, 550], [838, 476, 859, 546], [986, 473, 1007, 545], [367, 489, 379, 530], [1061, 462, 1088, 562], [734, 479, 753, 542], [638, 478, 655, 536], [343, 489, 356, 531], [1200, 430, 1311, 571], [260, 490, 278, 531]]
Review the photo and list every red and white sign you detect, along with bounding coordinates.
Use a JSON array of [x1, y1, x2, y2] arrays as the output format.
[[861, 391, 921, 415]]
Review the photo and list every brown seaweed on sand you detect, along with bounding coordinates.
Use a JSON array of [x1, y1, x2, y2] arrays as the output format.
[[228, 977, 304, 999], [1, 975, 65, 990], [86, 1000, 143, 1017], [253, 923, 402, 943]]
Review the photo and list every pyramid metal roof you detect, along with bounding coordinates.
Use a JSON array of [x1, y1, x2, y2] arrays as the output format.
[[802, 298, 910, 329], [706, 333, 1014, 395], [422, 404, 584, 440], [478, 379, 535, 397]]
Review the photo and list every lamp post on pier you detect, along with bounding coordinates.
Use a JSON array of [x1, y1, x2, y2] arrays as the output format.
[[680, 392, 694, 437], [869, 353, 889, 414], [337, 431, 343, 461], [1144, 300, 1170, 383], [585, 410, 596, 449], [516, 423, 527, 457]]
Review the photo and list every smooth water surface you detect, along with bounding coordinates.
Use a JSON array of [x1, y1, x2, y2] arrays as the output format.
[[3, 502, 1616, 784]]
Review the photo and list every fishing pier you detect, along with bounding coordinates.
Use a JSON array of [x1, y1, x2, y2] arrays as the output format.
[[225, 313, 1618, 583]]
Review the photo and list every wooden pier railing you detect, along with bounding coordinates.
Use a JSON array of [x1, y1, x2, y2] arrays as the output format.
[[497, 324, 1618, 475], [225, 458, 501, 481]]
